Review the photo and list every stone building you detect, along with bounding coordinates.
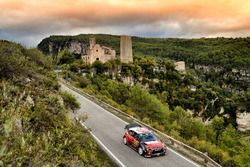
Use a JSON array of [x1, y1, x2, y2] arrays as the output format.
[[82, 38, 116, 64], [82, 36, 133, 64], [120, 36, 133, 63]]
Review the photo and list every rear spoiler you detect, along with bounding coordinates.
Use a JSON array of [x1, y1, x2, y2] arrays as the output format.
[[125, 123, 141, 130]]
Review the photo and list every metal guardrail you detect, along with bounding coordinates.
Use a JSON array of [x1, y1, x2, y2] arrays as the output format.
[[60, 79, 222, 167]]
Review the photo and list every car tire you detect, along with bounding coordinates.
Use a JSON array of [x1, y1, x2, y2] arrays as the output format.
[[123, 137, 127, 145], [138, 147, 144, 156]]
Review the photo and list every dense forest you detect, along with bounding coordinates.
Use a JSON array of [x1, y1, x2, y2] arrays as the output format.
[[0, 40, 115, 166]]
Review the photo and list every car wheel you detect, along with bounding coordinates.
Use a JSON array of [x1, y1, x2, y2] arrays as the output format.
[[138, 147, 144, 156], [123, 137, 127, 145]]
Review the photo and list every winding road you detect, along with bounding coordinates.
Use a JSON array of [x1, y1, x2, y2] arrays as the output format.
[[61, 82, 201, 167]]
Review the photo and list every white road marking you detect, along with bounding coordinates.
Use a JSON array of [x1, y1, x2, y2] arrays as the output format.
[[167, 147, 200, 167], [79, 119, 127, 167], [63, 83, 201, 167], [75, 91, 201, 167]]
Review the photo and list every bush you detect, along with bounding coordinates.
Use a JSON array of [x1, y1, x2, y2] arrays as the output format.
[[58, 50, 75, 64], [60, 91, 80, 111], [0, 41, 29, 78], [44, 77, 60, 90], [0, 41, 115, 167], [26, 48, 52, 69], [78, 76, 91, 88]]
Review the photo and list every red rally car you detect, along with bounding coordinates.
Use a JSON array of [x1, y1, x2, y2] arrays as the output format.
[[123, 124, 167, 157]]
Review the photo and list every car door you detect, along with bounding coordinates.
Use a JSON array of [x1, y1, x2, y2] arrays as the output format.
[[127, 130, 135, 145], [132, 133, 140, 148]]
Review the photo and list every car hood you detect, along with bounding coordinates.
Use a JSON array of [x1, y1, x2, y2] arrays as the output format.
[[144, 140, 163, 148]]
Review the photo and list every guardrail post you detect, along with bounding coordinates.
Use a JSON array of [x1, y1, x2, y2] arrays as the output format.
[[171, 140, 177, 148], [204, 152, 208, 164]]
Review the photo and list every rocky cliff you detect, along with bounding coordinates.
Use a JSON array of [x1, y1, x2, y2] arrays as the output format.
[[38, 35, 90, 57], [237, 112, 250, 131], [37, 34, 120, 57], [49, 41, 87, 56]]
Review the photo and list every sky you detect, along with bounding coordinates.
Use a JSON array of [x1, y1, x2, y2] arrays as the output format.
[[0, 0, 250, 47]]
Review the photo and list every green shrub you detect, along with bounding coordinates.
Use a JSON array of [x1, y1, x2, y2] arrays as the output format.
[[0, 41, 29, 78], [0, 41, 115, 166], [60, 91, 80, 111], [44, 77, 60, 90], [57, 50, 75, 64], [78, 76, 91, 88]]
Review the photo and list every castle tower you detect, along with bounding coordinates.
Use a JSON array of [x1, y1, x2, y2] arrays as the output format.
[[120, 36, 133, 63], [89, 38, 96, 49]]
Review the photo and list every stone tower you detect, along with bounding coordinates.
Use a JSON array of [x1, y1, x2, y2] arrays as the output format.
[[120, 36, 133, 63], [89, 38, 96, 49]]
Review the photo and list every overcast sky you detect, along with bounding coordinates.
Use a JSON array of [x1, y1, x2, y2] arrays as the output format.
[[0, 0, 250, 47]]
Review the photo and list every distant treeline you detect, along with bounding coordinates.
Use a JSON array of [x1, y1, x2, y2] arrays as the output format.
[[38, 34, 250, 70]]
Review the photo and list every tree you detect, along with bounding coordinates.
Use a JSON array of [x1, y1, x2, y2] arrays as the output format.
[[211, 116, 225, 142], [57, 50, 75, 64], [126, 83, 169, 122], [104, 79, 130, 104], [219, 124, 239, 153], [92, 60, 105, 74]]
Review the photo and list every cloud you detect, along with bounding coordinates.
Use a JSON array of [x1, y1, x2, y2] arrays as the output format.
[[0, 0, 250, 46]]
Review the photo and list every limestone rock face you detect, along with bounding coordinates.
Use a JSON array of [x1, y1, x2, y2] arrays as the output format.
[[174, 61, 186, 74], [68, 41, 87, 55], [122, 76, 134, 86], [237, 112, 250, 131], [48, 41, 87, 56]]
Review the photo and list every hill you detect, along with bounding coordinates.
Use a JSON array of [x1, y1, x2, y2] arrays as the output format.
[[38, 34, 250, 70], [38, 34, 250, 92], [0, 40, 115, 166], [37, 34, 250, 166]]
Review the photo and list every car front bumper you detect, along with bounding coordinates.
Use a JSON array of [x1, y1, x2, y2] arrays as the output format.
[[144, 148, 167, 157]]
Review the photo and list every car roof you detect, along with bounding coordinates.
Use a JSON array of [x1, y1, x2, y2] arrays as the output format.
[[129, 127, 151, 134]]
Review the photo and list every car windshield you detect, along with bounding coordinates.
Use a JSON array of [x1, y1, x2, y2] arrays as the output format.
[[140, 133, 157, 142]]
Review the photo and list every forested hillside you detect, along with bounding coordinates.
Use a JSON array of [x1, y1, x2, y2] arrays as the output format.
[[38, 34, 250, 93], [0, 40, 114, 166], [38, 34, 249, 113], [37, 34, 250, 166], [38, 34, 250, 70], [57, 57, 250, 166]]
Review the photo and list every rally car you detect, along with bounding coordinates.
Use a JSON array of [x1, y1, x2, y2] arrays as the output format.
[[123, 124, 167, 157]]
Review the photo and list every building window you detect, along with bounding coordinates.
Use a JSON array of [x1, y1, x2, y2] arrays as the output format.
[[104, 49, 110, 54], [96, 49, 98, 52], [96, 58, 99, 61]]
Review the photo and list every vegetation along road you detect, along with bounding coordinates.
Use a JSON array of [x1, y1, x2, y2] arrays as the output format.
[[60, 82, 200, 167]]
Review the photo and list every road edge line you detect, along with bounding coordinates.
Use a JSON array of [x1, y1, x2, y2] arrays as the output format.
[[78, 119, 126, 167], [62, 82, 200, 167], [168, 147, 200, 167]]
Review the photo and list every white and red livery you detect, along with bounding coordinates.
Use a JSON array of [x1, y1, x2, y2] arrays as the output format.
[[123, 124, 167, 157]]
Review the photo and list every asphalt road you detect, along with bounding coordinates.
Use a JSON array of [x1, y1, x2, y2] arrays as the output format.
[[61, 83, 200, 167]]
